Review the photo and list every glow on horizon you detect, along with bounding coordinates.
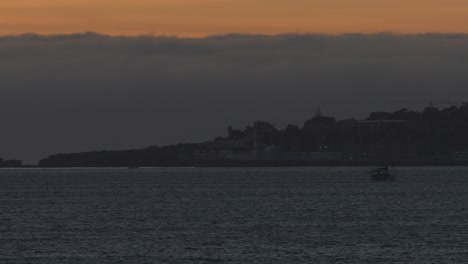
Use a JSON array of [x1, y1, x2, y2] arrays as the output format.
[[1, 0, 468, 36]]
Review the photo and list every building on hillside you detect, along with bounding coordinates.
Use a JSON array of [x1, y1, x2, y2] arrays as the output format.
[[353, 119, 454, 160]]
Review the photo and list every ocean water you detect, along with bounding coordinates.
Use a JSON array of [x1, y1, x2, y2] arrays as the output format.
[[0, 167, 467, 263]]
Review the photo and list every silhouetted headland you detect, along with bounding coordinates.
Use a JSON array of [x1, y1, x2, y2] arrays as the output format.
[[38, 103, 468, 167], [0, 158, 22, 168]]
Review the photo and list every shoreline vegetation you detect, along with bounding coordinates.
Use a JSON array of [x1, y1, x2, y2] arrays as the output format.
[[0, 159, 22, 168], [31, 103, 468, 168]]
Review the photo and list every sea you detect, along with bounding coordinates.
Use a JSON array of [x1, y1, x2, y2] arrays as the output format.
[[0, 167, 467, 263]]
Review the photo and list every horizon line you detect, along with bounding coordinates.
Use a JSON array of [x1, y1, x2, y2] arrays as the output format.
[[3, 31, 468, 39]]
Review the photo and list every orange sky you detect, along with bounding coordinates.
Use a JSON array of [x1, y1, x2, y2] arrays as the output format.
[[1, 0, 468, 36]]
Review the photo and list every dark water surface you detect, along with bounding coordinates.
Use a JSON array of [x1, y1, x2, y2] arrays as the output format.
[[1, 167, 467, 263]]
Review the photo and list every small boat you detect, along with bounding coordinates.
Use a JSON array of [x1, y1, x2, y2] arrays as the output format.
[[368, 120, 397, 182], [370, 166, 395, 181]]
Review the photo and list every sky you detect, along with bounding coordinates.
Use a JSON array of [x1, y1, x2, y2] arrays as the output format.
[[1, 0, 468, 36], [1, 1, 468, 163]]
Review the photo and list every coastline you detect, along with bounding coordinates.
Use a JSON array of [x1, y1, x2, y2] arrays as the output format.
[[8, 160, 468, 168]]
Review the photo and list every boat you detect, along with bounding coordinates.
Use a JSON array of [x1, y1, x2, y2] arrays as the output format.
[[369, 166, 395, 181], [369, 120, 397, 182], [128, 166, 139, 169]]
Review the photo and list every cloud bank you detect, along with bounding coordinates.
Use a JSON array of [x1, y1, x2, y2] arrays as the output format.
[[1, 33, 468, 163]]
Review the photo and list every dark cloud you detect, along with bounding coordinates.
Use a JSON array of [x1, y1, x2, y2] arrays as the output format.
[[1, 33, 467, 163]]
